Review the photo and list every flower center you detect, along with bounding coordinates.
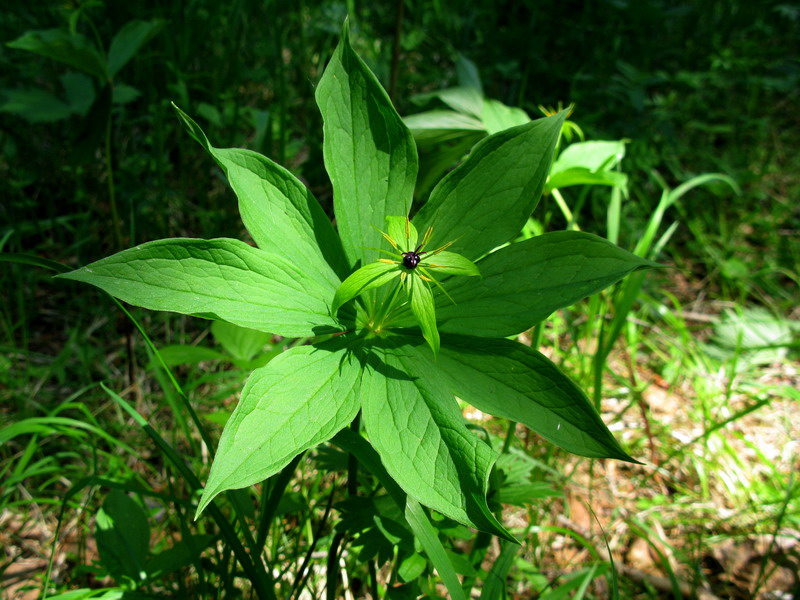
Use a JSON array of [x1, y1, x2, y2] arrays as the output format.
[[402, 251, 421, 269]]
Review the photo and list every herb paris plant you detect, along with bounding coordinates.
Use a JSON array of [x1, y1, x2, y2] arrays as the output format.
[[57, 24, 656, 540]]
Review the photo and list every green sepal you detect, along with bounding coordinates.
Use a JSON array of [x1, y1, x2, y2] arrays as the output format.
[[385, 216, 418, 251], [423, 250, 480, 277], [407, 274, 439, 356], [331, 261, 401, 315]]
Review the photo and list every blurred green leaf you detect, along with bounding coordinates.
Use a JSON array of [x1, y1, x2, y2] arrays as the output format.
[[0, 88, 72, 122], [7, 29, 108, 81], [107, 19, 164, 79], [481, 98, 530, 134], [211, 321, 272, 361], [144, 534, 214, 579], [413, 86, 484, 119], [398, 553, 427, 582]]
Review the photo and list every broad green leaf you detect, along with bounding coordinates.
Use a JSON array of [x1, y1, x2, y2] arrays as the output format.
[[433, 231, 658, 337], [61, 72, 95, 115], [7, 29, 108, 81], [547, 140, 628, 192], [423, 251, 480, 277], [197, 341, 362, 515], [546, 168, 628, 192], [148, 344, 227, 368], [361, 343, 512, 541], [211, 321, 272, 361], [385, 216, 417, 251], [112, 83, 141, 104], [173, 104, 347, 282], [407, 274, 439, 355], [412, 86, 484, 119], [398, 553, 427, 582], [316, 22, 418, 269], [95, 489, 150, 584], [455, 54, 483, 94], [0, 88, 73, 123], [332, 261, 400, 314], [481, 98, 530, 135], [107, 19, 164, 79], [413, 111, 566, 261], [56, 238, 341, 338], [403, 110, 486, 143], [432, 335, 634, 461], [551, 140, 626, 173]]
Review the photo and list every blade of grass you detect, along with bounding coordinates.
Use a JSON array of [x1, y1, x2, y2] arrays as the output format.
[[100, 383, 276, 600], [479, 541, 518, 600]]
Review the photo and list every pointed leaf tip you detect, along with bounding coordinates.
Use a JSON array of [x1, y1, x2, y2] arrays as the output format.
[[196, 344, 362, 518]]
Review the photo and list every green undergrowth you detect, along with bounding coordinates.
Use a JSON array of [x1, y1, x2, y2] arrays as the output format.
[[2, 2, 798, 599]]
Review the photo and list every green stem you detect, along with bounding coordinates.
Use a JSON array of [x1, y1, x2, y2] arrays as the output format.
[[105, 102, 123, 249], [347, 412, 361, 496], [388, 0, 404, 103], [500, 419, 516, 455], [368, 560, 379, 600], [322, 414, 362, 598], [551, 188, 579, 231]]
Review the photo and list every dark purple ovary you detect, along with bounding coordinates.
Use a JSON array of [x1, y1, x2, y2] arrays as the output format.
[[402, 251, 421, 269]]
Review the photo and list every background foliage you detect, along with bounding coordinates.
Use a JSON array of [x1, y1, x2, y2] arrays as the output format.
[[1, 1, 798, 598]]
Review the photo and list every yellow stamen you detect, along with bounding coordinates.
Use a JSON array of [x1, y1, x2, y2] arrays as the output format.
[[381, 231, 398, 250], [428, 240, 454, 255], [378, 258, 396, 264]]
